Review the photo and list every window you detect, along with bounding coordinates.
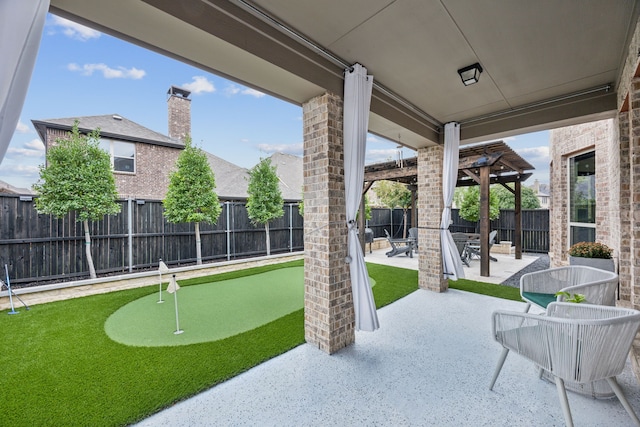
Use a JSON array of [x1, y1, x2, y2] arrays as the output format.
[[569, 151, 595, 245], [100, 139, 135, 173]]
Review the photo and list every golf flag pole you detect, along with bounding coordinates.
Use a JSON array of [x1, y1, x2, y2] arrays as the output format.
[[157, 259, 169, 304], [4, 264, 17, 315], [167, 274, 183, 335]]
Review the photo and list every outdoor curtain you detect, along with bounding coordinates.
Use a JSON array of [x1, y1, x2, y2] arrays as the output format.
[[440, 122, 465, 280], [344, 63, 379, 332], [0, 0, 49, 163]]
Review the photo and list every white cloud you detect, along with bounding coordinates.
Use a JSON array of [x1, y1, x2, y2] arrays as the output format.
[[15, 121, 30, 133], [225, 84, 265, 98], [367, 135, 382, 144], [257, 143, 303, 156], [366, 148, 397, 164], [518, 146, 549, 162], [50, 16, 101, 41], [68, 63, 146, 79], [182, 76, 215, 94], [0, 163, 40, 174], [7, 139, 45, 158]]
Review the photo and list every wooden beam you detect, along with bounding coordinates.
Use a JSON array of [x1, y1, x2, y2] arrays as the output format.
[[457, 172, 533, 187], [496, 157, 523, 174], [462, 169, 481, 184], [362, 181, 374, 195], [499, 182, 515, 194], [364, 165, 417, 182], [458, 152, 503, 170]]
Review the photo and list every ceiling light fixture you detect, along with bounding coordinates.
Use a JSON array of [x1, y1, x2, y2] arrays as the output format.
[[457, 63, 483, 86]]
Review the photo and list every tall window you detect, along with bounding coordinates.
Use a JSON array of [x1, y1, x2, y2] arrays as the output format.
[[569, 151, 595, 245], [99, 139, 135, 173]]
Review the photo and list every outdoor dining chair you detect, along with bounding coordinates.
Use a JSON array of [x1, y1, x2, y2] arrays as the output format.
[[451, 232, 470, 266], [489, 302, 640, 427], [520, 265, 618, 313]]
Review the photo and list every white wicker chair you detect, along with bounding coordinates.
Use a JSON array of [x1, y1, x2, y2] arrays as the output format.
[[489, 302, 640, 427], [520, 265, 618, 313]]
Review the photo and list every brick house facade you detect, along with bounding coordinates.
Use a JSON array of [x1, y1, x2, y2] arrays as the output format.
[[33, 86, 193, 200]]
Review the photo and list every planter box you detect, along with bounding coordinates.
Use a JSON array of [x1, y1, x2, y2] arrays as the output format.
[[569, 255, 615, 272]]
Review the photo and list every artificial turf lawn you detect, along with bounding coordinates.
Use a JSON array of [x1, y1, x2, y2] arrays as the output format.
[[0, 260, 417, 426], [449, 278, 522, 301]]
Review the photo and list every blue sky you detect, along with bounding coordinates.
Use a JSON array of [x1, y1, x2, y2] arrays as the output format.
[[0, 14, 550, 191]]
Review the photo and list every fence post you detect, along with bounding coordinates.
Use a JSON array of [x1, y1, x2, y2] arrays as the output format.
[[289, 203, 293, 252], [127, 197, 133, 272], [225, 201, 231, 261]]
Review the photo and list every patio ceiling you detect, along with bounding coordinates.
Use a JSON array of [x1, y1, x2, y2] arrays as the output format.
[[50, 0, 639, 149]]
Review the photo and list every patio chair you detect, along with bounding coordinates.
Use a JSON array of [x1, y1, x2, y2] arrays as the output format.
[[489, 302, 640, 427], [451, 232, 470, 267], [384, 229, 413, 258], [465, 230, 498, 262], [520, 265, 618, 313]]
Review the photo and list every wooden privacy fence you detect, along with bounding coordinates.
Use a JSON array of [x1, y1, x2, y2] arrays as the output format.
[[369, 207, 549, 253], [0, 194, 548, 287], [0, 195, 303, 286]]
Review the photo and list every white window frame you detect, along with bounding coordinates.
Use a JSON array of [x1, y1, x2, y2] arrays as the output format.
[[567, 149, 596, 247], [99, 138, 136, 174]]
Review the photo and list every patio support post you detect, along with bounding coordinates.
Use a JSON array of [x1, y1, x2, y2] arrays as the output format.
[[480, 165, 490, 277], [514, 179, 522, 259], [302, 92, 354, 354], [417, 146, 447, 292]]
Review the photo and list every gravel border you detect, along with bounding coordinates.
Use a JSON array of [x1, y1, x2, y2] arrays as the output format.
[[500, 253, 550, 288]]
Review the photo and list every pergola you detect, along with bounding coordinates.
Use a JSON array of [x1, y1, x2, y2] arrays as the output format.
[[363, 141, 534, 276]]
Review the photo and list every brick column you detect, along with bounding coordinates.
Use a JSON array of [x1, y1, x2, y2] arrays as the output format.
[[417, 145, 447, 292], [302, 92, 354, 354], [629, 78, 640, 310], [619, 110, 632, 303]]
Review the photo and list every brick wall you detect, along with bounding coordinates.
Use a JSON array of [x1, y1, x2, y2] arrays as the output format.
[[45, 128, 182, 200], [168, 93, 191, 141], [549, 119, 617, 268]]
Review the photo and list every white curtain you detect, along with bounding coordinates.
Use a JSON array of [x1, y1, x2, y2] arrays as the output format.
[[344, 63, 378, 332], [440, 122, 465, 280], [0, 0, 49, 163]]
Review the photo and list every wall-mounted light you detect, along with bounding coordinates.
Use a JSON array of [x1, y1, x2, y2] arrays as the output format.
[[457, 63, 483, 86], [136, 199, 145, 205]]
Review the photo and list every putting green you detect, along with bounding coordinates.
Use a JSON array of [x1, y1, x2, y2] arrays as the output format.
[[105, 267, 375, 347]]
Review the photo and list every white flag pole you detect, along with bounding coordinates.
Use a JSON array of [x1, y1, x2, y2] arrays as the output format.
[[4, 265, 17, 315], [168, 274, 183, 335]]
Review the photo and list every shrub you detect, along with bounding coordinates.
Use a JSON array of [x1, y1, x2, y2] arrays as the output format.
[[568, 241, 613, 259]]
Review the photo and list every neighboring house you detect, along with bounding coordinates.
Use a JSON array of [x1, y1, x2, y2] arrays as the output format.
[[0, 179, 34, 195], [267, 152, 303, 202], [530, 179, 550, 209], [33, 86, 192, 201], [32, 86, 303, 203], [549, 118, 618, 269]]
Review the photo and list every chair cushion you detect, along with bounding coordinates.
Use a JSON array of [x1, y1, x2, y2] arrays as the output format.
[[522, 292, 556, 308]]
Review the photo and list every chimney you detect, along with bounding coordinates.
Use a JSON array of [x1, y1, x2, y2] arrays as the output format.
[[167, 86, 191, 141], [533, 179, 540, 194]]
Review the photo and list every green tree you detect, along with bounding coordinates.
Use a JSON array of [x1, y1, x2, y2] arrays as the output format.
[[163, 136, 221, 265], [33, 121, 120, 279], [246, 158, 284, 256], [454, 186, 500, 223], [492, 184, 541, 209], [374, 180, 412, 237]]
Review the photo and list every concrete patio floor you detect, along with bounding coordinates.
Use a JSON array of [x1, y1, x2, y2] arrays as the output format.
[[364, 247, 540, 284], [138, 257, 640, 426]]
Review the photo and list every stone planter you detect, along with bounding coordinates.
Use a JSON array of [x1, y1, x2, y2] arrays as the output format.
[[568, 255, 615, 272]]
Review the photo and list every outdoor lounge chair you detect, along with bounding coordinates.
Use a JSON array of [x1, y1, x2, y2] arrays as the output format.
[[520, 265, 618, 313], [384, 229, 413, 258], [489, 302, 640, 427]]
